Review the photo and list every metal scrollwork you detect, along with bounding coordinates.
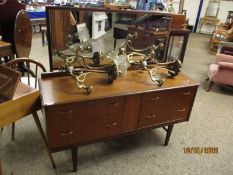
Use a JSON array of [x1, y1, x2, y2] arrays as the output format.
[[56, 32, 182, 93]]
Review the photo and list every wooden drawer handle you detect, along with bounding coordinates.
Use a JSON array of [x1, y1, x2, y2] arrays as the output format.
[[108, 102, 119, 107], [60, 131, 74, 136], [145, 114, 157, 118], [105, 122, 118, 127], [183, 92, 191, 95], [58, 110, 72, 115], [177, 108, 186, 112], [150, 96, 160, 101]]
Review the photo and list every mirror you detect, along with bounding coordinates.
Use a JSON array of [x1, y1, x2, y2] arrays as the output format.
[[205, 0, 220, 17], [167, 29, 189, 63], [46, 7, 186, 71]]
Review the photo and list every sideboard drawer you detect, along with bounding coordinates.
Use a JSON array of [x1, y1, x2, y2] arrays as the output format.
[[47, 121, 81, 148], [46, 103, 83, 125], [170, 104, 192, 120], [139, 86, 197, 128], [81, 113, 123, 142], [84, 97, 125, 117], [104, 113, 123, 137], [139, 105, 170, 127], [141, 87, 196, 109]]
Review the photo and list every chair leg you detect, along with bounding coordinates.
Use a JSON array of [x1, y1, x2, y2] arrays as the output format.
[[114, 39, 117, 49], [42, 32, 44, 46], [206, 80, 214, 91], [11, 122, 15, 141], [32, 112, 56, 169]]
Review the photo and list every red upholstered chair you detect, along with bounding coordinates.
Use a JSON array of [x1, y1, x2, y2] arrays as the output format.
[[206, 53, 233, 91]]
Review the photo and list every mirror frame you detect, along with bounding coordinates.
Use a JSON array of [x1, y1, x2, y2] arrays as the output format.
[[46, 6, 186, 71]]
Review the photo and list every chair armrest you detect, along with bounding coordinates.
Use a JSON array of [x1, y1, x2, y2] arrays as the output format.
[[216, 54, 233, 63], [218, 62, 233, 69], [217, 41, 233, 55]]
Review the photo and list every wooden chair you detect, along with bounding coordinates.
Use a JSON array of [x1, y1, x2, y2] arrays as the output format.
[[209, 12, 233, 52], [14, 10, 32, 58], [0, 58, 56, 169], [199, 0, 220, 34]]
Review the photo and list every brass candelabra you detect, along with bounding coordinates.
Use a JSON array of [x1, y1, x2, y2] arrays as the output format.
[[56, 32, 182, 93]]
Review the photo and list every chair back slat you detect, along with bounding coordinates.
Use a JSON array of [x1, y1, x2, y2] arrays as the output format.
[[35, 65, 38, 88], [5, 58, 46, 89]]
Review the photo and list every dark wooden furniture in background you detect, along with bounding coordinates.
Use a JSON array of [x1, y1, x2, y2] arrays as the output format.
[[0, 0, 25, 55], [14, 10, 32, 58], [39, 71, 198, 171], [30, 18, 46, 33], [0, 41, 14, 63], [41, 26, 47, 46], [47, 8, 71, 52], [171, 14, 186, 29], [128, 26, 169, 61]]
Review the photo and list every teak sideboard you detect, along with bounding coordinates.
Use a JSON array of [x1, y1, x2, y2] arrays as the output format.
[[38, 71, 199, 171]]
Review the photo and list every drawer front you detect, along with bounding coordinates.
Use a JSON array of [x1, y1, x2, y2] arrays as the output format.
[[170, 104, 192, 120], [82, 113, 123, 142], [104, 113, 123, 137], [141, 87, 196, 109], [139, 105, 170, 127], [84, 97, 125, 118], [46, 103, 83, 126], [139, 87, 196, 127], [47, 121, 81, 148]]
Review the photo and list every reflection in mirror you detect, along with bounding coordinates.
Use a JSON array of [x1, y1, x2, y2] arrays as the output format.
[[47, 7, 173, 71], [167, 29, 189, 63], [167, 36, 184, 61]]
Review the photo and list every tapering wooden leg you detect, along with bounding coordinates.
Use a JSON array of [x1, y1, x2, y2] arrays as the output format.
[[32, 112, 56, 169], [0, 128, 3, 133], [206, 81, 214, 91], [114, 39, 117, 49], [42, 32, 44, 46], [11, 122, 15, 141], [164, 125, 174, 146], [71, 148, 78, 172], [0, 160, 2, 175]]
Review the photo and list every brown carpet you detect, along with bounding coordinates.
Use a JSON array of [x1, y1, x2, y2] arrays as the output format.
[[0, 33, 233, 175]]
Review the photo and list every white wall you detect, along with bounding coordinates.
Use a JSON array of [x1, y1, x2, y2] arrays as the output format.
[[201, 0, 233, 33], [180, 0, 233, 33], [202, 0, 233, 23], [183, 0, 201, 26]]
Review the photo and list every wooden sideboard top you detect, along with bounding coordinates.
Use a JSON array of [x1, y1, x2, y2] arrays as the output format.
[[39, 71, 198, 106]]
